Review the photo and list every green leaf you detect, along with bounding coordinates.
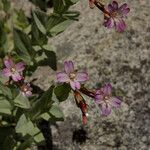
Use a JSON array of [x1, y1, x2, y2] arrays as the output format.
[[0, 81, 12, 99], [0, 20, 6, 44], [63, 11, 80, 20], [33, 11, 46, 34], [16, 114, 33, 136], [29, 0, 47, 11], [34, 131, 44, 143], [16, 114, 43, 137], [70, 0, 79, 3], [29, 86, 54, 120], [14, 9, 29, 29], [2, 0, 10, 12], [54, 83, 71, 102], [49, 104, 64, 119], [37, 50, 57, 70], [14, 93, 30, 109], [53, 0, 79, 14], [0, 127, 14, 147], [53, 0, 73, 14], [49, 19, 73, 36], [16, 114, 44, 143], [33, 10, 48, 27], [40, 113, 50, 121], [0, 1, 3, 10], [13, 28, 34, 64], [16, 138, 33, 150], [2, 136, 16, 150], [0, 99, 12, 115], [46, 15, 64, 32], [46, 0, 79, 36], [0, 20, 7, 52], [31, 21, 48, 46]]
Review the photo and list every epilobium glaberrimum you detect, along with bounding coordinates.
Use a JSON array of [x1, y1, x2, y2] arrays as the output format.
[[88, 0, 130, 32], [104, 1, 130, 32], [94, 84, 121, 116], [56, 61, 89, 90], [20, 83, 32, 97], [2, 58, 25, 82]]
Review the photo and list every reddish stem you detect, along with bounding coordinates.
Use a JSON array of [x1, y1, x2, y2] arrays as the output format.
[[94, 1, 110, 17]]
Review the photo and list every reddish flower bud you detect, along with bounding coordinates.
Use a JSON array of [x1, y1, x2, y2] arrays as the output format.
[[82, 114, 87, 125], [74, 91, 88, 124]]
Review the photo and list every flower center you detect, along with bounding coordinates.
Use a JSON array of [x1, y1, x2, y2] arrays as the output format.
[[69, 73, 76, 80], [103, 96, 110, 104], [112, 11, 118, 18], [11, 67, 16, 73], [23, 87, 28, 92], [21, 85, 28, 93], [104, 96, 109, 100]]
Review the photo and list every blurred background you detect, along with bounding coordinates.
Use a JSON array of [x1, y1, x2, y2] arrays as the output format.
[[13, 0, 150, 149]]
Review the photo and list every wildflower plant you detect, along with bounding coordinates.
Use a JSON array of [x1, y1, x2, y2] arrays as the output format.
[[0, 0, 129, 149]]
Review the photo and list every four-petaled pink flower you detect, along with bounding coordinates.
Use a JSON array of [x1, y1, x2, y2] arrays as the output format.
[[56, 61, 89, 90], [21, 83, 32, 97], [94, 84, 121, 116], [104, 1, 130, 32], [2, 58, 25, 81]]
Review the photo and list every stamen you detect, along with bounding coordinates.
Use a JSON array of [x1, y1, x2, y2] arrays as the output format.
[[24, 87, 28, 92], [11, 67, 16, 73], [69, 73, 76, 80], [112, 11, 118, 18]]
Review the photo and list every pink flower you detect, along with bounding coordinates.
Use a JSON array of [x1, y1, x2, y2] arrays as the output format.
[[2, 58, 25, 81], [94, 84, 121, 116], [20, 83, 32, 97], [104, 1, 130, 32], [56, 61, 89, 90]]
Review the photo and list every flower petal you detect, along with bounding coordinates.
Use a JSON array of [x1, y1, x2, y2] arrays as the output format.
[[94, 90, 103, 102], [16, 62, 25, 72], [119, 3, 128, 11], [110, 97, 121, 108], [4, 59, 14, 69], [115, 19, 126, 32], [101, 83, 112, 96], [27, 83, 32, 91], [70, 81, 76, 90], [121, 8, 130, 17], [56, 72, 69, 82], [75, 81, 81, 90], [64, 61, 74, 74], [104, 18, 114, 28], [112, 1, 118, 10], [2, 68, 11, 77], [75, 72, 89, 82], [12, 73, 22, 81], [101, 103, 111, 116], [25, 91, 32, 97], [70, 81, 81, 90], [108, 4, 114, 13]]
